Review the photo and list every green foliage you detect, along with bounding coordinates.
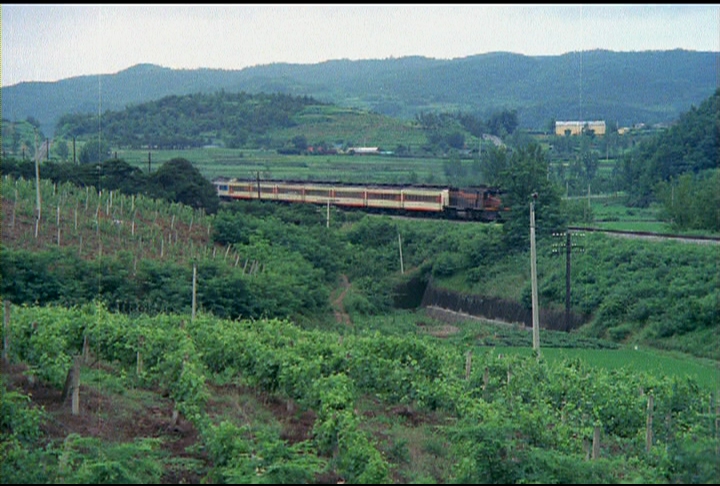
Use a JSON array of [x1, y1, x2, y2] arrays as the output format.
[[566, 235, 720, 358], [433, 228, 719, 360], [486, 109, 519, 137], [56, 435, 164, 484], [4, 303, 720, 483], [621, 88, 720, 206], [656, 169, 720, 232], [0, 387, 44, 444], [562, 198, 595, 224], [55, 91, 320, 150], [1, 157, 219, 214], [0, 384, 57, 484], [78, 138, 111, 165], [484, 142, 566, 250], [1, 120, 43, 158], [203, 422, 325, 484], [147, 157, 219, 213]]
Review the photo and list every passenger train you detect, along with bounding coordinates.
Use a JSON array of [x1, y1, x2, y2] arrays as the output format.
[[214, 177, 505, 221]]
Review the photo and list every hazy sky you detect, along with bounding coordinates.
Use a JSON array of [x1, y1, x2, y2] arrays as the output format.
[[2, 4, 719, 87]]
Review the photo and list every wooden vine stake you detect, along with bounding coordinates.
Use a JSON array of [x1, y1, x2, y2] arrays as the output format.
[[191, 264, 197, 322], [592, 425, 601, 460], [465, 350, 472, 380], [715, 390, 720, 457], [57, 205, 61, 246], [2, 301, 10, 363], [82, 333, 90, 364], [646, 394, 654, 453], [62, 355, 82, 416], [137, 335, 144, 375], [11, 189, 17, 229]]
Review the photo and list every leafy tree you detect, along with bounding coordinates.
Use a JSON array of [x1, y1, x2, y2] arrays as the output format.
[[621, 88, 720, 206], [445, 131, 465, 149], [486, 109, 519, 137], [291, 135, 308, 151], [0, 157, 36, 179], [546, 117, 557, 135], [25, 116, 41, 129], [656, 170, 720, 231], [479, 145, 509, 186], [78, 138, 111, 164], [96, 159, 147, 194], [53, 139, 70, 161], [443, 155, 466, 184], [147, 158, 219, 213], [488, 143, 565, 250]]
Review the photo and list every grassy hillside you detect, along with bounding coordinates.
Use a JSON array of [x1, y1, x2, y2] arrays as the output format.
[[432, 231, 720, 360]]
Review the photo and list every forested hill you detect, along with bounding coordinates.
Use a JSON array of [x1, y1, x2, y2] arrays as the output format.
[[620, 87, 720, 208], [3, 49, 717, 136], [54, 91, 322, 150]]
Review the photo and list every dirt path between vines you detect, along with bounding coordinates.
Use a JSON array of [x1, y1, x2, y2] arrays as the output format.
[[332, 274, 352, 326]]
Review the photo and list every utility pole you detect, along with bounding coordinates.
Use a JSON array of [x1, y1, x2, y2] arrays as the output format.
[[530, 194, 540, 355], [564, 231, 571, 331], [191, 263, 197, 321], [34, 129, 41, 239], [552, 230, 585, 331], [398, 231, 404, 274]]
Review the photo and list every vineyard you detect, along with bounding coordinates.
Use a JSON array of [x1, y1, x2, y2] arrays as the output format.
[[2, 303, 719, 483], [0, 175, 323, 319], [1, 175, 218, 265]]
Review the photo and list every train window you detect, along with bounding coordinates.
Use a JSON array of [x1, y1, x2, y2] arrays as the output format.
[[368, 192, 400, 201], [405, 193, 440, 203], [336, 191, 364, 199], [218, 185, 229, 191]]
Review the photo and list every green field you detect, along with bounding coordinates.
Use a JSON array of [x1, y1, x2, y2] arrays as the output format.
[[351, 310, 720, 392], [494, 345, 720, 391], [116, 147, 474, 185]]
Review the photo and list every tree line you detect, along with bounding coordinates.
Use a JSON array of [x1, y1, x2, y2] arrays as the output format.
[[0, 156, 219, 214], [618, 88, 719, 220]]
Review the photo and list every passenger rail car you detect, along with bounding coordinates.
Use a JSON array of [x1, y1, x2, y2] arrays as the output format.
[[214, 178, 503, 221]]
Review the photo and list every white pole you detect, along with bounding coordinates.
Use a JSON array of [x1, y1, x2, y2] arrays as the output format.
[[34, 129, 41, 238], [398, 232, 404, 274], [530, 197, 540, 355], [192, 263, 197, 321]]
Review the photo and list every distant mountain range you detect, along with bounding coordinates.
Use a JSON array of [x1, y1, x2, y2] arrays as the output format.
[[2, 49, 717, 136]]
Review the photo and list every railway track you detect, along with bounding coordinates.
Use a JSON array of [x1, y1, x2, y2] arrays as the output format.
[[568, 226, 720, 245], [386, 216, 720, 245]]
